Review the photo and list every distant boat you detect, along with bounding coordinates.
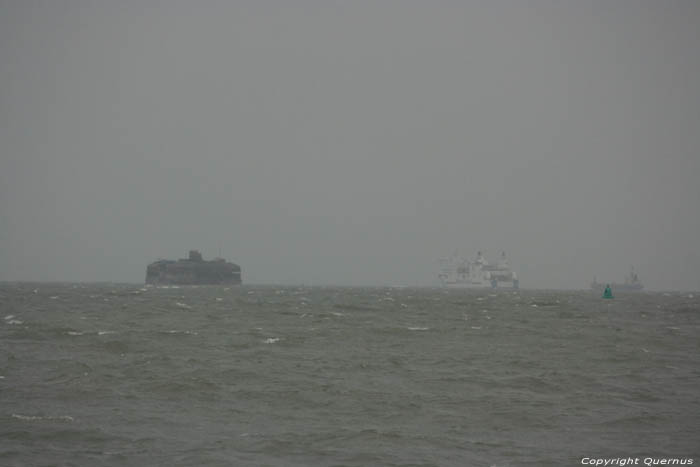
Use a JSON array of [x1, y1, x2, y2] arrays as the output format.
[[591, 267, 644, 292], [146, 250, 242, 285], [439, 251, 519, 289]]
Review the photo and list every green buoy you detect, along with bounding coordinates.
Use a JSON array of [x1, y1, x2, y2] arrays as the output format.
[[603, 284, 614, 299]]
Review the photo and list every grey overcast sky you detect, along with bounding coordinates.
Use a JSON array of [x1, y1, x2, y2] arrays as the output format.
[[1, 1, 699, 289]]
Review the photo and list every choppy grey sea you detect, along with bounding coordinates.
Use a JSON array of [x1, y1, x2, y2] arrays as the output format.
[[1, 283, 698, 466]]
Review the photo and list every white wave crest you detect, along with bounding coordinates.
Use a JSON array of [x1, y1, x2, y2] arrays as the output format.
[[12, 414, 74, 422]]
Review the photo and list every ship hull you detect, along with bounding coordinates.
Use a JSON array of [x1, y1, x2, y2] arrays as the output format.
[[444, 281, 519, 289], [444, 282, 491, 289], [591, 282, 643, 292], [146, 251, 242, 286]]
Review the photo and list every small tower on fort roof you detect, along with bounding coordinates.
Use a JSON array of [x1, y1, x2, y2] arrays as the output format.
[[189, 250, 203, 262]]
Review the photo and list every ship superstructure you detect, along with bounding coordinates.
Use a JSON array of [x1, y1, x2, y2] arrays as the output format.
[[146, 250, 242, 285], [591, 267, 643, 292], [439, 251, 519, 289]]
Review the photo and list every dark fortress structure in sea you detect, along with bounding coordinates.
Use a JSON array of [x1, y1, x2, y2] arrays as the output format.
[[146, 250, 242, 285]]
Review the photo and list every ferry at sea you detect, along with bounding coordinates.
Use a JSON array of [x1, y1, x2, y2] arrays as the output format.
[[438, 251, 519, 289]]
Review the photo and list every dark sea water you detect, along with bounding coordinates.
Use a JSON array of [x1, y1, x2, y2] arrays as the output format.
[[1, 283, 698, 467]]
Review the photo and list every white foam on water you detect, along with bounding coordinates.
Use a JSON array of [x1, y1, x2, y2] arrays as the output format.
[[175, 302, 192, 309], [12, 414, 74, 422], [407, 327, 429, 331], [471, 326, 482, 330], [264, 337, 280, 344], [98, 331, 115, 335], [4, 314, 15, 320], [216, 298, 223, 301], [164, 330, 198, 335], [331, 312, 343, 317], [49, 296, 59, 299], [7, 320, 23, 325], [12, 414, 43, 421], [67, 331, 84, 336]]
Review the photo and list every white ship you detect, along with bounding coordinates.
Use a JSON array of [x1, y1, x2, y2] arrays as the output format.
[[438, 251, 519, 289]]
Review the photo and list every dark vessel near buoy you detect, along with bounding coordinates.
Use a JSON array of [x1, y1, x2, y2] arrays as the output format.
[[146, 250, 242, 285], [591, 267, 644, 292]]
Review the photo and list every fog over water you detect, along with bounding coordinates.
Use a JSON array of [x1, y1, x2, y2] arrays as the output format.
[[1, 1, 699, 289]]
